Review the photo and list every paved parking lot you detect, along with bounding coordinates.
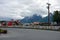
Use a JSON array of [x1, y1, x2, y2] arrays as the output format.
[[0, 28, 60, 40]]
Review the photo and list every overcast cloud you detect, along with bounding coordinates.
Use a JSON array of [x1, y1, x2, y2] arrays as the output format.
[[0, 0, 60, 19]]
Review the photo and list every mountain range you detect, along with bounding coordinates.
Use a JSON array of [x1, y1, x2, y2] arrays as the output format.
[[0, 13, 53, 23], [20, 13, 53, 23]]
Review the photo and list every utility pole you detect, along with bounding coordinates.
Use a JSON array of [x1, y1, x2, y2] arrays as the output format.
[[47, 3, 51, 26]]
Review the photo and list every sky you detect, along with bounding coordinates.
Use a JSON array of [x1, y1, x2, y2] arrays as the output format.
[[0, 0, 60, 20]]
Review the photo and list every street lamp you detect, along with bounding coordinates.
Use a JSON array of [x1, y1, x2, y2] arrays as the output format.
[[47, 3, 51, 26]]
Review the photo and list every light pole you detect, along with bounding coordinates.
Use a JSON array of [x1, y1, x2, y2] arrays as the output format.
[[47, 3, 51, 26]]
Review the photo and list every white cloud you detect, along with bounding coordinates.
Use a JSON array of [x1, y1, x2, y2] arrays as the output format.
[[0, 0, 60, 20]]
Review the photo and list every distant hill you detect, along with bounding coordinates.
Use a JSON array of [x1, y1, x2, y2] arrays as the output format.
[[42, 13, 53, 22], [21, 14, 53, 23], [0, 17, 12, 21]]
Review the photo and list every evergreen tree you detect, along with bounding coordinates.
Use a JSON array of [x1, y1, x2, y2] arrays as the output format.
[[53, 10, 60, 24]]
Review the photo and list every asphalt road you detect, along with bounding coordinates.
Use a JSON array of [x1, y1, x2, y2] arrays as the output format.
[[0, 28, 60, 40]]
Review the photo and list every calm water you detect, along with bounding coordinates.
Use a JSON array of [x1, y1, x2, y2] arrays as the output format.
[[0, 28, 60, 40]]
